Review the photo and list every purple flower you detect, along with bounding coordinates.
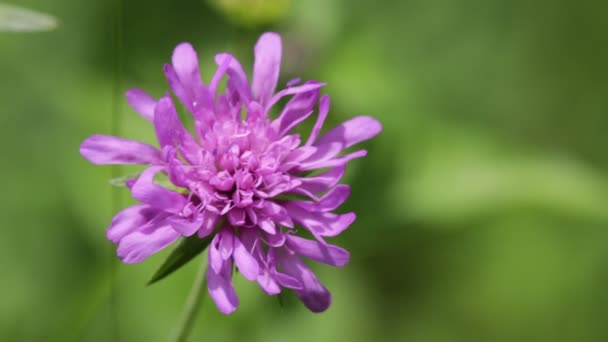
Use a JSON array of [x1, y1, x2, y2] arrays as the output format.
[[80, 32, 381, 314]]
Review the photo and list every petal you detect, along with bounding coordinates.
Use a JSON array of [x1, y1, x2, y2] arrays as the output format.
[[295, 166, 346, 198], [315, 116, 382, 151], [287, 78, 301, 87], [131, 166, 187, 213], [257, 267, 282, 295], [261, 230, 285, 247], [271, 83, 320, 136], [166, 151, 191, 188], [252, 32, 282, 106], [274, 272, 303, 290], [292, 185, 351, 212], [227, 208, 246, 226], [165, 214, 203, 237], [279, 251, 332, 312], [172, 43, 201, 85], [264, 177, 302, 198], [280, 146, 318, 172], [125, 89, 156, 122], [218, 229, 234, 260], [169, 43, 211, 112], [153, 95, 200, 164], [80, 134, 162, 165], [238, 226, 259, 250], [286, 235, 350, 267], [163, 64, 190, 109], [107, 204, 160, 243], [265, 82, 325, 114], [262, 201, 294, 228], [305, 95, 330, 146], [154, 95, 184, 148], [299, 150, 368, 171], [207, 261, 239, 314], [117, 220, 180, 264], [284, 203, 356, 238], [300, 142, 343, 166], [208, 234, 223, 274], [258, 218, 277, 235], [197, 210, 219, 238], [209, 54, 231, 96], [215, 53, 251, 103], [233, 236, 260, 281], [284, 146, 318, 164]]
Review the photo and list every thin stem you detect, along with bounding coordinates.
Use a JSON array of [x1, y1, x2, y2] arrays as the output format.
[[170, 256, 208, 342], [109, 0, 123, 340]]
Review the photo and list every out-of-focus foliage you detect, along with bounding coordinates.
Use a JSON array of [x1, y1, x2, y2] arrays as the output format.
[[0, 3, 57, 32], [0, 0, 607, 341], [208, 0, 291, 27]]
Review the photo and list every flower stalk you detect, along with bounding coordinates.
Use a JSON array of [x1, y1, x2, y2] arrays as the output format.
[[170, 256, 208, 342]]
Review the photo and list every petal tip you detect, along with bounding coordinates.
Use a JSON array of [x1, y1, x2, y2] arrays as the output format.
[[172, 42, 196, 57], [257, 32, 282, 45]]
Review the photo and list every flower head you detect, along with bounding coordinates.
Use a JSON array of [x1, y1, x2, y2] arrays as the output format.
[[80, 32, 381, 314]]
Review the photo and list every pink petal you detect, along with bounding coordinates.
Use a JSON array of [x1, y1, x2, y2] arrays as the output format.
[[252, 32, 282, 107], [286, 235, 350, 267], [299, 150, 368, 171], [197, 210, 219, 238], [233, 236, 260, 281], [305, 95, 330, 146], [153, 95, 200, 164], [106, 204, 161, 243], [170, 43, 211, 112], [284, 203, 356, 238], [218, 229, 234, 260], [125, 89, 156, 122], [292, 185, 351, 212], [208, 234, 223, 274], [262, 201, 293, 228], [261, 230, 286, 247], [227, 208, 246, 226], [215, 53, 251, 103], [271, 83, 320, 136], [315, 116, 382, 150], [258, 218, 277, 235], [117, 220, 180, 264], [257, 267, 281, 295], [131, 166, 187, 213], [80, 134, 162, 165], [207, 261, 239, 314], [209, 54, 231, 95], [274, 271, 303, 290], [265, 82, 325, 114], [165, 214, 203, 237], [278, 251, 332, 312], [296, 165, 346, 198]]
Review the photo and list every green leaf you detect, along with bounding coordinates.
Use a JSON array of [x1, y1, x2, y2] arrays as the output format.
[[147, 234, 214, 285]]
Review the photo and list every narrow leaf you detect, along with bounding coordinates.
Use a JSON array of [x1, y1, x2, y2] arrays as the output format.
[[147, 234, 213, 285]]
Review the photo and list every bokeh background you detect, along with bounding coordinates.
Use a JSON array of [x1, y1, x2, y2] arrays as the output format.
[[1, 0, 608, 341]]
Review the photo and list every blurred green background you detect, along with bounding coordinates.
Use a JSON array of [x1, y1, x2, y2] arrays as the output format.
[[1, 0, 608, 341]]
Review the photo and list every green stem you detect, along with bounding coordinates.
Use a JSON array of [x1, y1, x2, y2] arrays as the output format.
[[109, 0, 123, 340], [170, 256, 208, 342]]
